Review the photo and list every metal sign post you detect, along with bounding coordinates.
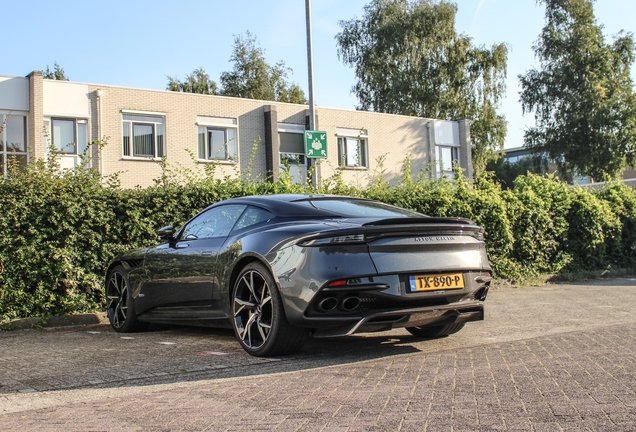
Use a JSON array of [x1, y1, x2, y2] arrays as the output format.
[[305, 0, 315, 132], [304, 131, 328, 159], [305, 0, 319, 186]]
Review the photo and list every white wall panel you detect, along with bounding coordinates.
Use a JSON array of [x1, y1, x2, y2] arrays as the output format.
[[433, 120, 460, 146], [0, 76, 29, 111], [43, 81, 89, 117]]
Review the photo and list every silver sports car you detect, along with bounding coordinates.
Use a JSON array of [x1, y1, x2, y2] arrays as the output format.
[[106, 194, 492, 356]]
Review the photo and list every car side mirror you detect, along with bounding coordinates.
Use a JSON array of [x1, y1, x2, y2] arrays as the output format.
[[156, 225, 175, 241]]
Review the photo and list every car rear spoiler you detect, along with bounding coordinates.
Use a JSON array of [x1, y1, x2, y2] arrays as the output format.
[[362, 217, 475, 226], [362, 217, 484, 241]]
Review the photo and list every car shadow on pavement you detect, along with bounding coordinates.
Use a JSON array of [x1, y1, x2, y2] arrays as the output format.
[[99, 324, 426, 387], [0, 323, 433, 395]]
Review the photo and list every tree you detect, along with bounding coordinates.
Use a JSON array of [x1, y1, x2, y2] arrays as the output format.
[[167, 67, 218, 94], [519, 0, 636, 181], [43, 61, 68, 80], [220, 31, 307, 104], [336, 0, 508, 177]]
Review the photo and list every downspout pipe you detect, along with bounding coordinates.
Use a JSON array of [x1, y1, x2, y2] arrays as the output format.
[[95, 89, 103, 176]]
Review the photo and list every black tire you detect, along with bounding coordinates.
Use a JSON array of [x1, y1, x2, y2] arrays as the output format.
[[406, 322, 465, 339], [231, 262, 306, 357], [106, 265, 147, 333]]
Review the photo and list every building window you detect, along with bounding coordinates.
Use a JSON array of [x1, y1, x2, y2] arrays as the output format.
[[196, 116, 238, 162], [337, 136, 368, 168], [507, 156, 519, 163], [1, 113, 28, 175], [122, 114, 165, 158], [438, 146, 459, 178], [278, 129, 307, 184], [44, 118, 88, 155], [198, 127, 236, 161]]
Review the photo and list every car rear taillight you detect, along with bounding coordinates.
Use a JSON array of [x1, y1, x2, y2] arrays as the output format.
[[469, 230, 485, 241], [299, 234, 365, 246]]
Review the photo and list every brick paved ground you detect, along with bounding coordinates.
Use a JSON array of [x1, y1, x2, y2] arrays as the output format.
[[1, 279, 635, 431]]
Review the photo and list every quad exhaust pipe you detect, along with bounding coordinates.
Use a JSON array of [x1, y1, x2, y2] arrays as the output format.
[[339, 296, 361, 312], [316, 296, 361, 313], [317, 297, 338, 312]]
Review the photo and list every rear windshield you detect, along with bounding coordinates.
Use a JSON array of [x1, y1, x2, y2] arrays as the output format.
[[295, 199, 424, 218]]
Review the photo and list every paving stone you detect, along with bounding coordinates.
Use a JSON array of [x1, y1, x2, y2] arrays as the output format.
[[1, 280, 636, 431]]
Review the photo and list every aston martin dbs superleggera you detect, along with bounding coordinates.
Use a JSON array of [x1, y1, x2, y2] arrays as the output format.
[[105, 194, 492, 357]]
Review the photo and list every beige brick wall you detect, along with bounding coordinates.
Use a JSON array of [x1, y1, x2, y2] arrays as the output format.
[[274, 104, 307, 126], [314, 107, 434, 187], [17, 81, 465, 189], [86, 85, 311, 188]]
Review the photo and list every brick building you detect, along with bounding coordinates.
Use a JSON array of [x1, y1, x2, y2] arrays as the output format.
[[1, 71, 473, 188]]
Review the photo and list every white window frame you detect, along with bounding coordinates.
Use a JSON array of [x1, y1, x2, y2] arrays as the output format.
[[1, 112, 29, 176], [437, 146, 459, 179], [277, 125, 308, 184], [122, 111, 166, 160], [197, 116, 238, 163], [44, 117, 88, 156], [337, 128, 368, 169]]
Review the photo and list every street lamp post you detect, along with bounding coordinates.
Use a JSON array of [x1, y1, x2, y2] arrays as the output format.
[[305, 0, 319, 186], [305, 0, 320, 186], [305, 0, 316, 132]]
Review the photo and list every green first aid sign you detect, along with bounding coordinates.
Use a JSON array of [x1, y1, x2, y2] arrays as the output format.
[[304, 131, 328, 158]]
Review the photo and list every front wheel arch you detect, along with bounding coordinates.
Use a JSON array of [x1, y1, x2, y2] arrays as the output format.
[[104, 261, 123, 287], [105, 264, 148, 333], [104, 260, 137, 287]]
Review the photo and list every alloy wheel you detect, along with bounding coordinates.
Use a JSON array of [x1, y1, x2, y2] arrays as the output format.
[[233, 269, 273, 350], [106, 270, 128, 329]]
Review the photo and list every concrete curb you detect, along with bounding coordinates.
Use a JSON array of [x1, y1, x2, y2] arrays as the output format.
[[0, 312, 109, 331], [492, 269, 636, 288], [548, 268, 636, 282]]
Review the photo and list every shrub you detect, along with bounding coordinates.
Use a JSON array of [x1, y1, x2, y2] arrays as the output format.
[[2, 153, 636, 321], [596, 183, 636, 268], [504, 174, 572, 275], [565, 189, 622, 270]]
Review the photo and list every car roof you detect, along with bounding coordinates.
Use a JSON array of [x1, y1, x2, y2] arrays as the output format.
[[209, 194, 371, 218], [234, 194, 352, 202]]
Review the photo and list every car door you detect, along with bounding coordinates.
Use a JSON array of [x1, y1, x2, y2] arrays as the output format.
[[214, 206, 276, 306], [137, 205, 246, 314]]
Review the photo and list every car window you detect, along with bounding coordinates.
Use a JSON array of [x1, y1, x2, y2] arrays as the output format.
[[233, 206, 273, 232], [180, 205, 246, 240], [295, 199, 423, 218]]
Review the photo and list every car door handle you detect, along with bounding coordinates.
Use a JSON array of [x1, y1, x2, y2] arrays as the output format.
[[176, 243, 189, 249]]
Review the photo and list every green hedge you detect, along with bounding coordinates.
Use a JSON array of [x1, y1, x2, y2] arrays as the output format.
[[1, 159, 635, 321]]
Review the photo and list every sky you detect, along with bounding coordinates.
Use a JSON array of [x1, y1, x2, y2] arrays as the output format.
[[4, 0, 636, 149]]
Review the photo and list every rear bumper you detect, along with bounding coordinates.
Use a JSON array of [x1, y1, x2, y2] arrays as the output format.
[[309, 301, 484, 338]]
